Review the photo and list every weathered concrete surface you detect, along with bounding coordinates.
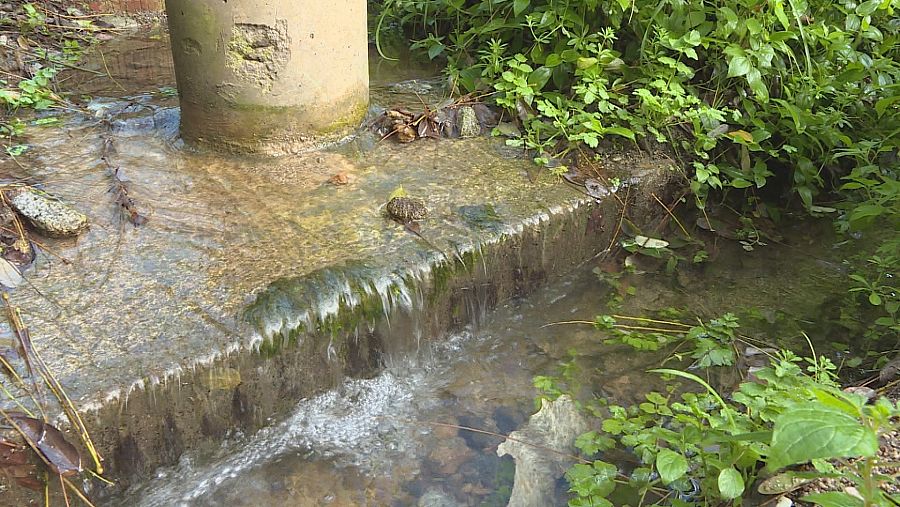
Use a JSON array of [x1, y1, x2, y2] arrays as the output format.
[[165, 0, 369, 153]]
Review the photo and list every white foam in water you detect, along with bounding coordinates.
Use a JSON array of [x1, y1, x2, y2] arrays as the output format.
[[131, 371, 424, 507]]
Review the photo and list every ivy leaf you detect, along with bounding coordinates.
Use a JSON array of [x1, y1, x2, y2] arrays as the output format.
[[767, 406, 879, 471], [656, 448, 688, 484], [717, 467, 745, 499]]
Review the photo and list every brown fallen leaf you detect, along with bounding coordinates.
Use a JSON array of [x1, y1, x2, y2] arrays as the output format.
[[329, 173, 350, 186]]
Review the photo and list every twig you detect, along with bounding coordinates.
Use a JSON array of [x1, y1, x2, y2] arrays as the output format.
[[651, 192, 691, 239], [2, 295, 104, 474], [97, 47, 125, 92]]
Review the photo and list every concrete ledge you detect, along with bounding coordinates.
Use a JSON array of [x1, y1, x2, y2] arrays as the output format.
[[8, 97, 676, 498]]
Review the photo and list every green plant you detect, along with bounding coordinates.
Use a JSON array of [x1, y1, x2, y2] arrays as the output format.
[[542, 347, 899, 506], [378, 0, 900, 210], [593, 313, 739, 368], [19, 3, 46, 34]]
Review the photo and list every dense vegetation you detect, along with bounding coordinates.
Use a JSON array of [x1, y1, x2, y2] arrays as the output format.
[[376, 0, 900, 505]]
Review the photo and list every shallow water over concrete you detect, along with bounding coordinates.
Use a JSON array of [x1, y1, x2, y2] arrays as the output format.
[[0, 35, 671, 500], [6, 35, 597, 408]]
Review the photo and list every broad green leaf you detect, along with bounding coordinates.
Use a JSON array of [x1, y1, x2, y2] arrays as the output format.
[[427, 42, 445, 60], [576, 57, 598, 70], [848, 204, 885, 224], [767, 405, 878, 471], [728, 54, 752, 78], [800, 492, 865, 507], [633, 235, 669, 248], [527, 66, 552, 90], [727, 130, 754, 143], [717, 467, 745, 499], [773, 0, 790, 30], [513, 0, 530, 16], [602, 126, 636, 140], [655, 448, 688, 484], [855, 0, 881, 15], [746, 68, 769, 102], [875, 95, 900, 117], [544, 53, 562, 67]]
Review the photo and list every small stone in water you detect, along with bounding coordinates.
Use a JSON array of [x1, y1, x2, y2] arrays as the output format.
[[329, 172, 352, 185], [387, 196, 428, 223], [4, 186, 88, 237]]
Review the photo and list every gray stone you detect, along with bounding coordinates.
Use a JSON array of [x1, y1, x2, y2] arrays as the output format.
[[5, 186, 88, 237], [458, 106, 481, 138], [497, 395, 590, 507], [418, 487, 463, 507]]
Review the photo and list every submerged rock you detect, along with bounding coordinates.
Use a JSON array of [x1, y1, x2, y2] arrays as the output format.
[[4, 186, 88, 237], [387, 196, 428, 223], [418, 487, 464, 507], [496, 395, 590, 507], [457, 106, 480, 138]]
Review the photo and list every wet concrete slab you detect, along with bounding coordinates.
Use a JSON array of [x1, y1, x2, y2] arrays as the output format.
[[0, 35, 675, 493]]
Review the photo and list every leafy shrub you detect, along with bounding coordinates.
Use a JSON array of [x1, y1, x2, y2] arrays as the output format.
[[378, 0, 900, 208]]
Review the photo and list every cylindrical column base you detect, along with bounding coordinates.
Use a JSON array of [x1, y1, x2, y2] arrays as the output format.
[[165, 0, 369, 155]]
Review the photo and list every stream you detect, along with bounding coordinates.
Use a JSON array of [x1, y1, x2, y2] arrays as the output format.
[[109, 218, 849, 507]]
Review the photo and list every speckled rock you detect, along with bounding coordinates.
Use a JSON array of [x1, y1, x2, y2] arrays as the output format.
[[497, 395, 590, 507], [457, 106, 480, 138], [387, 196, 428, 223], [5, 186, 88, 237]]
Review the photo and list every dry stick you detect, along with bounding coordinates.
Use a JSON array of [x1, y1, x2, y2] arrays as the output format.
[[650, 192, 691, 239], [541, 320, 688, 334], [2, 294, 47, 420], [97, 47, 125, 92], [0, 354, 41, 419], [604, 185, 631, 258], [0, 225, 72, 265], [610, 314, 692, 328], [2, 296, 104, 474], [62, 476, 96, 507], [21, 49, 105, 76], [59, 473, 71, 507]]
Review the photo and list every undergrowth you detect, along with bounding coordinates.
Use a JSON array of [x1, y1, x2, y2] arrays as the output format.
[[0, 2, 97, 158], [536, 315, 900, 506], [377, 0, 899, 208]]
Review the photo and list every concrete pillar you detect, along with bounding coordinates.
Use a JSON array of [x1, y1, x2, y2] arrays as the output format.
[[164, 0, 369, 154]]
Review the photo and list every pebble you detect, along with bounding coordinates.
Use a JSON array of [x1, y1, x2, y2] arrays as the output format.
[[4, 186, 88, 237]]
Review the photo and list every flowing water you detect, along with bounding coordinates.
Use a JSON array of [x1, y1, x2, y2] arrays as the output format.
[[109, 217, 849, 506], [1, 33, 859, 507]]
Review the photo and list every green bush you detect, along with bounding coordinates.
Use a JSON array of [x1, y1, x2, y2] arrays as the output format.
[[378, 0, 900, 208]]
